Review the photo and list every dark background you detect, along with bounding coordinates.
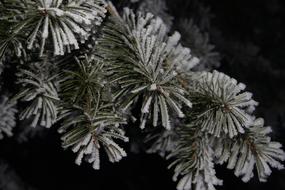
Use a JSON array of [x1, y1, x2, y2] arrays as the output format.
[[0, 0, 285, 189]]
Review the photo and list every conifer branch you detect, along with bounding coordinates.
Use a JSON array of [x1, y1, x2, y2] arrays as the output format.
[[189, 70, 258, 138], [14, 60, 60, 128], [97, 8, 197, 129], [58, 55, 128, 169], [0, 1, 283, 189], [214, 118, 285, 182], [168, 125, 223, 190]]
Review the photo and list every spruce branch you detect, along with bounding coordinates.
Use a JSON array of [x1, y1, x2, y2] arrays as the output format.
[[189, 70, 258, 138], [0, 34, 25, 64], [59, 100, 128, 169], [59, 102, 128, 169], [0, 11, 25, 63], [214, 118, 285, 182], [0, 1, 283, 189], [58, 55, 128, 169], [14, 60, 60, 128], [0, 0, 107, 57], [168, 125, 223, 190], [60, 55, 104, 105], [166, 70, 283, 190], [97, 8, 198, 129]]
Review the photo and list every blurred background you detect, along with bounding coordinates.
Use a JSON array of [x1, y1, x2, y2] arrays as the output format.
[[0, 0, 285, 189]]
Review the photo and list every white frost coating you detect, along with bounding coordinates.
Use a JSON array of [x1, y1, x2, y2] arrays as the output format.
[[59, 103, 128, 170], [28, 17, 43, 49], [142, 96, 153, 113], [92, 146, 100, 170], [223, 118, 285, 183], [195, 70, 258, 138], [0, 96, 17, 139], [131, 85, 148, 94], [44, 0, 53, 7], [23, 0, 107, 56], [159, 96, 171, 130], [177, 174, 192, 190], [138, 0, 174, 29], [150, 83, 157, 90], [75, 150, 84, 165], [238, 83, 246, 90], [42, 16, 49, 39], [140, 118, 147, 129], [99, 8, 194, 130], [189, 57, 200, 68], [85, 141, 94, 154], [166, 32, 181, 52], [170, 137, 223, 190], [17, 67, 59, 129]]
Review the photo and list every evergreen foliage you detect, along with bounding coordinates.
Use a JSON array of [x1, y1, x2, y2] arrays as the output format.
[[0, 1, 283, 189], [168, 125, 223, 190], [214, 118, 285, 182], [0, 96, 17, 139], [98, 8, 197, 129], [14, 60, 60, 128], [0, 0, 107, 58], [178, 19, 220, 71], [189, 71, 258, 138], [58, 56, 129, 169], [137, 0, 173, 29]]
